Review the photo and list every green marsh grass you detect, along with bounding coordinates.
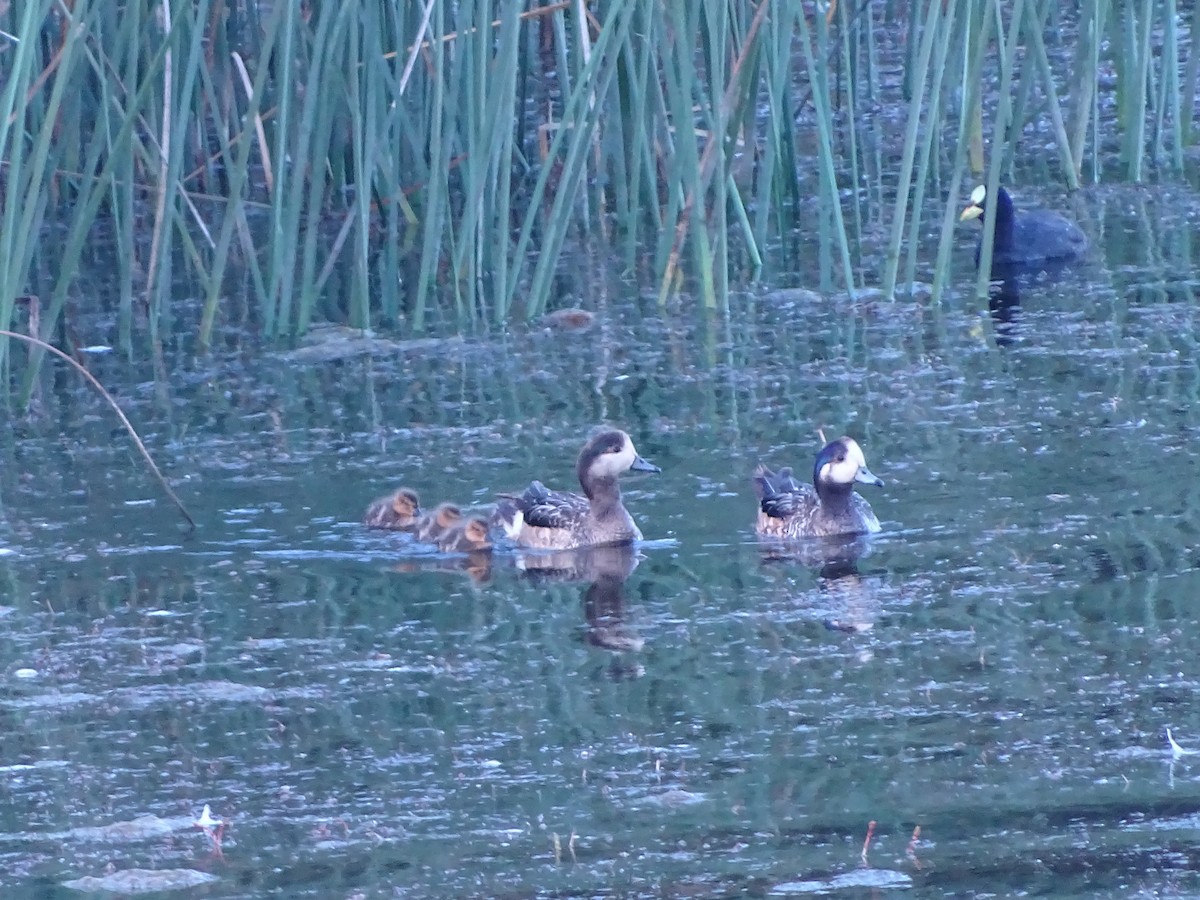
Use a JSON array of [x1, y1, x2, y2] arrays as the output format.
[[0, 0, 1196, 375]]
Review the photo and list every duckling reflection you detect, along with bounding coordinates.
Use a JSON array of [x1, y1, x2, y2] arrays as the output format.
[[390, 549, 494, 585], [516, 544, 645, 665]]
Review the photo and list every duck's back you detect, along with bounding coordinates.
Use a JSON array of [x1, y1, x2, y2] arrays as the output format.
[[363, 500, 406, 530], [496, 481, 641, 550], [1002, 210, 1087, 267], [754, 466, 880, 538]]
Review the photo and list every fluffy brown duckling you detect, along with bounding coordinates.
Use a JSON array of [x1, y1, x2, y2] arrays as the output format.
[[362, 487, 421, 531], [414, 502, 463, 544], [541, 308, 596, 332], [436, 515, 494, 553]]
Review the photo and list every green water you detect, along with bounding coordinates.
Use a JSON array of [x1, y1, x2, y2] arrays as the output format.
[[3, 182, 1200, 897]]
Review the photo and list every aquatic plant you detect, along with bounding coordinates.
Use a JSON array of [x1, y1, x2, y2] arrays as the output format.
[[0, 0, 1194, 368]]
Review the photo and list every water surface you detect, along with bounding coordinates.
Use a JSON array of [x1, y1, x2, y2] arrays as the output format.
[[2, 183, 1200, 897]]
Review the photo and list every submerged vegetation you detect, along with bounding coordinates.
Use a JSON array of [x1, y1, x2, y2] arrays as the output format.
[[0, 0, 1197, 362]]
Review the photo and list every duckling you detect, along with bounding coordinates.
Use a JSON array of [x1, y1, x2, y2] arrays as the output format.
[[755, 436, 883, 539], [362, 487, 421, 531], [495, 429, 660, 550], [541, 308, 596, 332], [414, 502, 463, 544], [436, 515, 494, 553], [960, 184, 1087, 271]]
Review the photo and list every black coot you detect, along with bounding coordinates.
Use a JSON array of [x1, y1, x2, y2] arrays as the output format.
[[960, 184, 1087, 270]]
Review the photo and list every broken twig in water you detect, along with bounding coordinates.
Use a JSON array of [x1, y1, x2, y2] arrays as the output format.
[[0, 330, 196, 531], [1167, 728, 1199, 759], [861, 819, 876, 866]]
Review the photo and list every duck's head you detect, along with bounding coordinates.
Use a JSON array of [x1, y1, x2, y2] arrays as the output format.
[[959, 184, 1013, 224], [813, 437, 883, 490], [578, 429, 661, 485], [390, 488, 421, 520]]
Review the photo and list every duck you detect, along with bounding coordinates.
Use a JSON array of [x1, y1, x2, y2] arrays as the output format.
[[495, 429, 660, 550], [541, 308, 596, 332], [960, 184, 1087, 271], [414, 502, 463, 544], [362, 487, 421, 531], [755, 436, 883, 539], [436, 515, 494, 553]]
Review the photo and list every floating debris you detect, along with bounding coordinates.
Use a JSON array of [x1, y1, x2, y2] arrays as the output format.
[[1167, 728, 1199, 759], [196, 805, 223, 828], [764, 287, 823, 305], [63, 867, 219, 893], [771, 868, 913, 894], [195, 803, 227, 854], [66, 814, 178, 844], [277, 325, 462, 363]]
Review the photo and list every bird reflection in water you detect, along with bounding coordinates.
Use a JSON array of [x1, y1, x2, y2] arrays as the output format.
[[959, 183, 1088, 347], [759, 533, 880, 636], [389, 550, 494, 585], [515, 544, 645, 678], [987, 272, 1022, 347], [984, 265, 1089, 349]]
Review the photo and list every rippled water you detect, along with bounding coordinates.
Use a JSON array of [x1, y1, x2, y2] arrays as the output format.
[[3, 180, 1200, 897]]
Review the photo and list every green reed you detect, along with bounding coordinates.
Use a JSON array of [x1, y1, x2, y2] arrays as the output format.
[[0, 0, 55, 373], [880, 0, 944, 299], [0, 0, 1197, 372]]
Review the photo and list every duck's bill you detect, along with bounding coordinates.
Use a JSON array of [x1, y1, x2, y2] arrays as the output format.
[[631, 455, 661, 473], [960, 204, 983, 222], [855, 467, 883, 487]]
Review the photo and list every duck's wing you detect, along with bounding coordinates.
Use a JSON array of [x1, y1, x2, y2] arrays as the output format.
[[850, 493, 882, 534], [362, 498, 395, 528], [760, 488, 815, 520], [495, 480, 590, 532], [518, 481, 590, 530], [754, 465, 814, 520], [752, 465, 778, 500], [1012, 211, 1088, 263]]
